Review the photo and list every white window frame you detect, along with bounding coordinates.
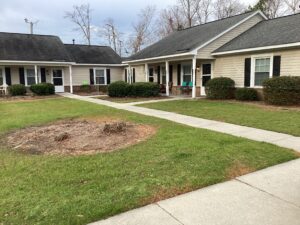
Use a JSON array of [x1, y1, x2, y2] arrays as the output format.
[[161, 65, 166, 84], [24, 67, 36, 86], [250, 54, 273, 88], [181, 63, 192, 84], [51, 68, 65, 86], [94, 67, 107, 85], [0, 67, 5, 86], [148, 67, 154, 83]]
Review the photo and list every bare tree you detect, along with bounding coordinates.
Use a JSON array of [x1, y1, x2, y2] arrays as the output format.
[[196, 0, 213, 24], [178, 0, 202, 27], [214, 0, 246, 19], [128, 5, 157, 54], [250, 0, 284, 18], [265, 0, 284, 18], [103, 18, 117, 52], [65, 4, 92, 45], [284, 0, 300, 13], [156, 5, 186, 38]]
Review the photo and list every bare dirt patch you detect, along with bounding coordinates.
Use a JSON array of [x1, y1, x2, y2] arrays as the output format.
[[226, 160, 255, 179], [5, 119, 156, 156]]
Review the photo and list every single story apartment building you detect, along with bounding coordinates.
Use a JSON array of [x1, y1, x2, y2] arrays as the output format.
[[124, 10, 300, 97], [0, 32, 125, 94], [0, 10, 300, 97]]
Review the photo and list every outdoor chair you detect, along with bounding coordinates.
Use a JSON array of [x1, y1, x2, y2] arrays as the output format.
[[0, 84, 8, 95], [180, 82, 192, 95]]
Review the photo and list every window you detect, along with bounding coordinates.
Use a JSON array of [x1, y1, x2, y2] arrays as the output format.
[[161, 66, 166, 84], [254, 57, 271, 86], [182, 64, 192, 83], [0, 68, 3, 85], [26, 68, 36, 86], [94, 68, 106, 85], [149, 68, 154, 82]]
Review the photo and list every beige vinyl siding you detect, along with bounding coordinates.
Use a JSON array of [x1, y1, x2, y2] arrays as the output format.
[[64, 66, 124, 86], [131, 65, 146, 82], [197, 14, 264, 59], [214, 48, 300, 87]]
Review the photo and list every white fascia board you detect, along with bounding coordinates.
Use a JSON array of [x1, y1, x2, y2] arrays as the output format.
[[122, 52, 196, 64], [0, 60, 75, 65], [212, 42, 300, 56], [74, 63, 126, 67], [193, 11, 267, 53]]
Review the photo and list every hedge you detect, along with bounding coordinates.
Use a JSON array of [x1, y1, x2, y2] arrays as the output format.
[[108, 81, 129, 97], [127, 82, 160, 97], [205, 77, 235, 99], [235, 88, 258, 101], [263, 76, 300, 105], [30, 83, 55, 95], [9, 84, 26, 96], [108, 81, 160, 97]]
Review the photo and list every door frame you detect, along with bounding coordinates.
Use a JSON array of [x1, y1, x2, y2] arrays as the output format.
[[200, 62, 213, 96], [51, 68, 65, 93], [148, 67, 154, 82]]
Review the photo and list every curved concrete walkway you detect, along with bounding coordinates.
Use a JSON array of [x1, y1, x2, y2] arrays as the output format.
[[58, 93, 300, 225], [60, 93, 300, 152]]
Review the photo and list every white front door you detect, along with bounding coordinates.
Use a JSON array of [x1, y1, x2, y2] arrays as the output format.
[[201, 63, 212, 96], [52, 69, 64, 93]]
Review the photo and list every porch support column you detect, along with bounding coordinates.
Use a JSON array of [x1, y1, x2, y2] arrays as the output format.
[[165, 61, 170, 96], [192, 56, 197, 98], [128, 65, 132, 84], [69, 65, 73, 94], [145, 63, 149, 82], [34, 65, 38, 84]]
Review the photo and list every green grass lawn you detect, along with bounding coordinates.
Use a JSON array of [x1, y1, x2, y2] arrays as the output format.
[[96, 96, 170, 103], [0, 98, 298, 225], [140, 99, 300, 136]]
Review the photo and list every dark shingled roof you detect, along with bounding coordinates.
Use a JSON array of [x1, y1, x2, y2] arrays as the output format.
[[215, 13, 300, 53], [0, 32, 72, 62], [128, 11, 257, 61], [64, 44, 122, 64]]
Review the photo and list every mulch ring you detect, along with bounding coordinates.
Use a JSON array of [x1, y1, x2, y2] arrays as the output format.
[[4, 119, 157, 156]]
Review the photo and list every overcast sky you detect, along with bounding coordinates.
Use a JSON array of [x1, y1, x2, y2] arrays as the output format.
[[0, 0, 257, 45]]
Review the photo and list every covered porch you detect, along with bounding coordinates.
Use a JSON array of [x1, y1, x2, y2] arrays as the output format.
[[127, 56, 214, 98], [0, 61, 75, 95]]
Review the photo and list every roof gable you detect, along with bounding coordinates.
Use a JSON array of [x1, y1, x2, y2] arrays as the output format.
[[128, 11, 262, 61], [214, 13, 300, 54], [64, 44, 122, 64], [0, 32, 72, 62]]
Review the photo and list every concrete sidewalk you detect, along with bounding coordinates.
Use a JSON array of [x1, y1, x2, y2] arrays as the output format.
[[59, 93, 300, 225], [90, 159, 300, 225], [60, 93, 300, 152]]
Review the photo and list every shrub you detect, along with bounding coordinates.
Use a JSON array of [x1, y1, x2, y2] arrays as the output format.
[[128, 82, 160, 97], [108, 81, 129, 97], [205, 77, 235, 99], [235, 88, 258, 101], [9, 84, 27, 96], [80, 84, 91, 92], [30, 83, 55, 95], [263, 76, 300, 105]]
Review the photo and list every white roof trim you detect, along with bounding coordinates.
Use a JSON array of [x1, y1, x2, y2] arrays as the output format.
[[74, 63, 126, 67], [192, 10, 267, 52], [123, 10, 267, 64], [123, 52, 195, 64], [212, 42, 300, 55], [0, 60, 75, 65]]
